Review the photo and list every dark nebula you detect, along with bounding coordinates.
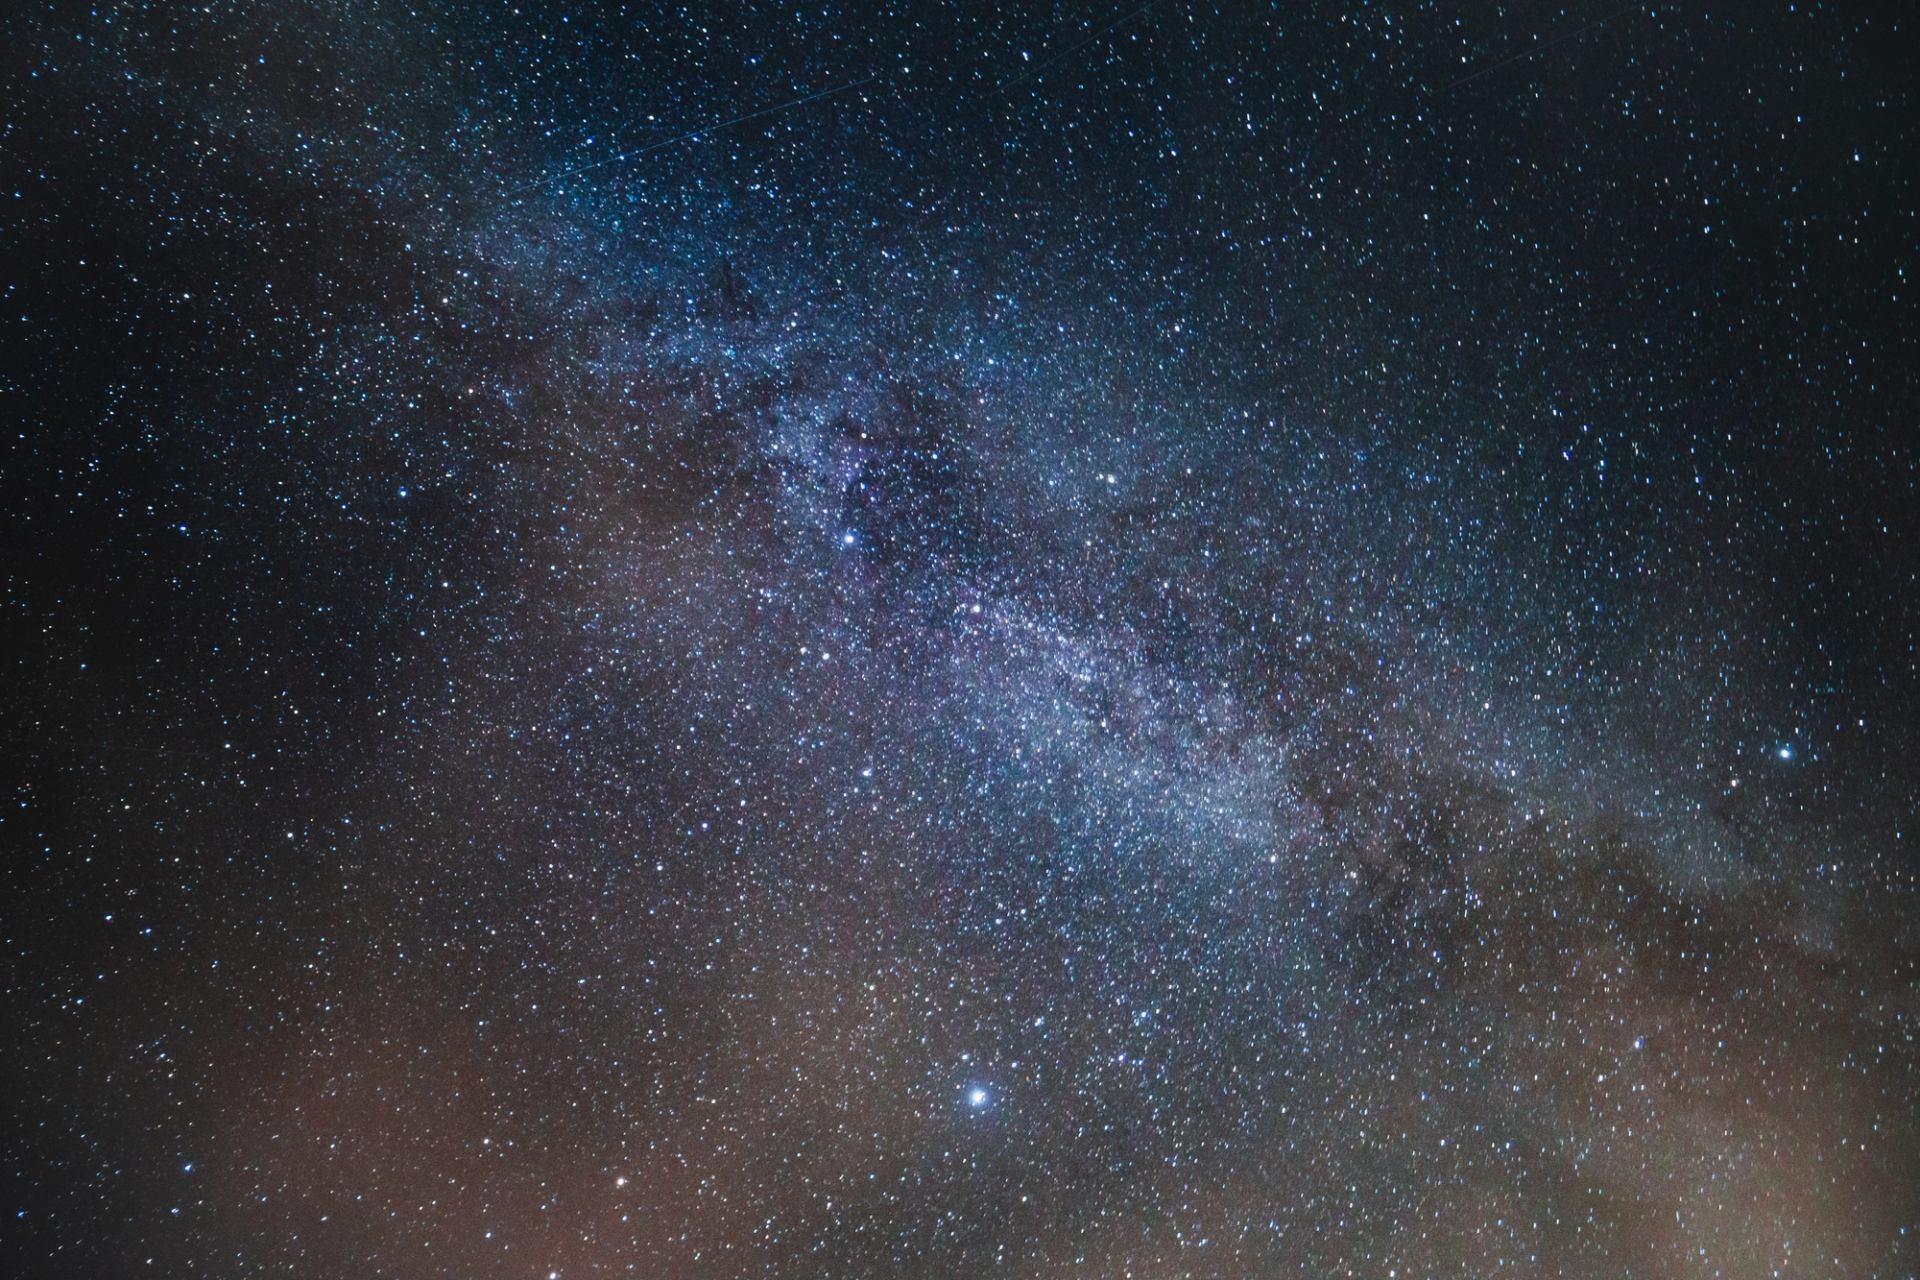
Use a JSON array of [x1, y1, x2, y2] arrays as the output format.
[[5, 2, 1918, 1276]]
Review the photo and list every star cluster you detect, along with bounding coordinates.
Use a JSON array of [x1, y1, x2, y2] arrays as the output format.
[[4, 1, 1918, 1276]]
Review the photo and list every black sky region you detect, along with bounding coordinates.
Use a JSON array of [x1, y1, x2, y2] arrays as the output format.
[[4, 1, 1919, 1276]]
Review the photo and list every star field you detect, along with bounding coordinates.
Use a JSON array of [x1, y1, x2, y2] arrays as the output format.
[[4, 1, 1918, 1276]]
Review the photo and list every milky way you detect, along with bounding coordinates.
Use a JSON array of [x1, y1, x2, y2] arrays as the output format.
[[5, 2, 1919, 1276]]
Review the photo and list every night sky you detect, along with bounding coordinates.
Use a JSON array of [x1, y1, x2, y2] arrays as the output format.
[[5, 2, 1920, 1276]]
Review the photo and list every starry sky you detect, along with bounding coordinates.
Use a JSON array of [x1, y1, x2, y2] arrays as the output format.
[[4, 1, 1919, 1276]]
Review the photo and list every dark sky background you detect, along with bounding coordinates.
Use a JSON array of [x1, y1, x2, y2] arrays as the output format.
[[4, 1, 1918, 1276]]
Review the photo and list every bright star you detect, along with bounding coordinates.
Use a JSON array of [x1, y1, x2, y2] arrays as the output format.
[[967, 1087, 988, 1108]]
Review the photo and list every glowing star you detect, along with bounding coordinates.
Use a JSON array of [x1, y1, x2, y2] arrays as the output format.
[[967, 1087, 989, 1108], [1777, 744, 1794, 760]]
